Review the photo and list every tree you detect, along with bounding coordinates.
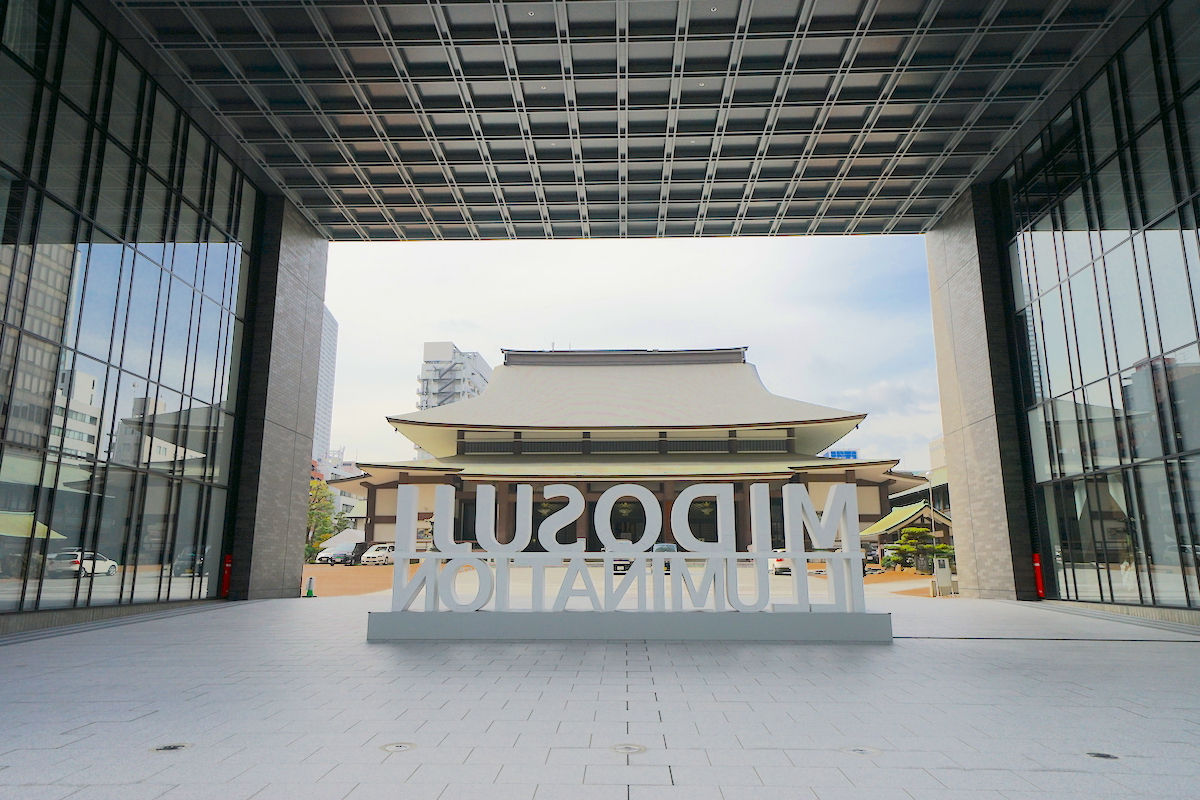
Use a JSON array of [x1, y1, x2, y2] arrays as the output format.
[[891, 527, 933, 571], [306, 480, 339, 562]]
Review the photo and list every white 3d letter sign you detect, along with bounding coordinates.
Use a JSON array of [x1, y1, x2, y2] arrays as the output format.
[[391, 482, 864, 614]]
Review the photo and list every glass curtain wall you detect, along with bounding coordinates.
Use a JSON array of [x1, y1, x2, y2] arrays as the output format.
[[0, 0, 256, 611], [999, 0, 1200, 608]]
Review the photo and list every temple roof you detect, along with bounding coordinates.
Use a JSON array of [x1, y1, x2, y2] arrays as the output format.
[[387, 349, 864, 456]]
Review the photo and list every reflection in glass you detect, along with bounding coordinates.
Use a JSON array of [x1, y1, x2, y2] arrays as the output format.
[[1120, 364, 1164, 459], [0, 0, 257, 612], [1130, 463, 1189, 605], [1145, 225, 1198, 352]]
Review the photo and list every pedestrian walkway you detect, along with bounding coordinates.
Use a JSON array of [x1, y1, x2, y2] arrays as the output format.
[[2, 594, 1198, 800]]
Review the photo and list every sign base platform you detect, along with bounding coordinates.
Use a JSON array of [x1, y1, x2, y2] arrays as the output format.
[[366, 610, 892, 642]]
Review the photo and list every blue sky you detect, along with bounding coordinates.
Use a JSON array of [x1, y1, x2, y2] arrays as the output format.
[[325, 235, 940, 470]]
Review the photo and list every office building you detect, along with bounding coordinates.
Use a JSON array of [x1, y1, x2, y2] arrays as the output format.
[[417, 342, 492, 411], [4, 0, 1200, 629]]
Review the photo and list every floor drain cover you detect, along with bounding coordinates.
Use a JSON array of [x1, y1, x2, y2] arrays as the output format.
[[380, 743, 416, 752], [610, 744, 647, 754], [153, 744, 190, 752], [839, 746, 881, 756], [1087, 752, 1119, 759]]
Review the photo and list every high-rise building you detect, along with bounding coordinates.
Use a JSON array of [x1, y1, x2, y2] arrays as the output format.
[[312, 307, 337, 461], [417, 342, 492, 411], [4, 0, 1200, 629]]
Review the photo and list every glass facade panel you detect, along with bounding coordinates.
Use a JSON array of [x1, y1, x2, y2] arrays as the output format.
[[1004, 0, 1200, 609], [0, 0, 258, 611]]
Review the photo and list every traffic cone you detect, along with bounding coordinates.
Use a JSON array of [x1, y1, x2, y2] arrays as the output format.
[[305, 576, 316, 597]]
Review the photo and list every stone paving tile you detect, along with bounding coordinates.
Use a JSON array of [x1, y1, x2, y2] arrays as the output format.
[[248, 785, 357, 800], [532, 785, 625, 800], [0, 785, 80, 800]]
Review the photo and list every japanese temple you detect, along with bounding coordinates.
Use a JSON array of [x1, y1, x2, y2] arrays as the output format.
[[334, 348, 922, 550]]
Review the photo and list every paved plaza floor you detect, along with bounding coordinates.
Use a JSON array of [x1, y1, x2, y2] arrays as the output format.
[[2, 594, 1199, 800]]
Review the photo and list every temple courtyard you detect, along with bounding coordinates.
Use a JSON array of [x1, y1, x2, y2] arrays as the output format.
[[1, 595, 1198, 800]]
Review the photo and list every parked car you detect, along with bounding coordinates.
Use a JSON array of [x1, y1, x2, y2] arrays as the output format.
[[770, 548, 791, 575], [172, 550, 205, 577], [46, 550, 119, 578], [606, 547, 633, 573], [652, 542, 678, 573], [316, 549, 354, 565], [359, 543, 395, 565]]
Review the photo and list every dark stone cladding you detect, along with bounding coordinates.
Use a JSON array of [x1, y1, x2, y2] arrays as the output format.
[[927, 188, 1037, 601], [229, 198, 328, 600]]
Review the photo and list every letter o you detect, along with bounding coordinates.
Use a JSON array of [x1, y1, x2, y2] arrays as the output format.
[[595, 484, 662, 552], [438, 558, 494, 611]]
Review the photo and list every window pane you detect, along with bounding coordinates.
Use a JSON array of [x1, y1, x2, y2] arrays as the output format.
[[1061, 189, 1092, 270], [0, 54, 36, 170], [1084, 379, 1122, 468], [1175, 455, 1200, 604], [75, 240, 124, 361], [0, 446, 43, 611], [1069, 267, 1108, 384], [121, 257, 160, 377], [1053, 398, 1084, 477], [1085, 75, 1118, 164], [107, 54, 141, 148], [1169, 0, 1200, 92], [1093, 474, 1142, 603], [1057, 480, 1105, 601], [95, 142, 130, 237], [1135, 123, 1174, 224], [1123, 31, 1160, 131], [1165, 345, 1200, 452], [1028, 406, 1053, 482], [1040, 286, 1072, 395], [60, 8, 100, 112], [1093, 159, 1131, 248], [1120, 364, 1164, 459], [1131, 462, 1189, 605], [1103, 243, 1150, 368], [1144, 226, 1198, 353]]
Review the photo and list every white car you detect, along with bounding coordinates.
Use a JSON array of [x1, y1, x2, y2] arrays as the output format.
[[47, 551, 119, 577], [360, 544, 395, 565], [770, 549, 792, 575]]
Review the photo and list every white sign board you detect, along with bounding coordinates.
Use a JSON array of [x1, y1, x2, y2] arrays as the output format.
[[389, 482, 866, 614]]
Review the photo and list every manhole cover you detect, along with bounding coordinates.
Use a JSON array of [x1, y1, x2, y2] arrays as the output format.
[[839, 746, 881, 756], [380, 743, 416, 752], [153, 744, 190, 752], [610, 744, 647, 754], [1087, 752, 1119, 760]]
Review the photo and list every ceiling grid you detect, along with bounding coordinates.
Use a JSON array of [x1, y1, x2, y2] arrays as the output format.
[[109, 0, 1131, 240]]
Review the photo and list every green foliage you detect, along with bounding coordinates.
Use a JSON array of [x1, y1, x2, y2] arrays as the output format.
[[885, 527, 955, 572], [881, 554, 902, 569], [306, 480, 351, 562]]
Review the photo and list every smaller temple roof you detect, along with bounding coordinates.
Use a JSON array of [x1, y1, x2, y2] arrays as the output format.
[[331, 454, 925, 495], [860, 501, 952, 539]]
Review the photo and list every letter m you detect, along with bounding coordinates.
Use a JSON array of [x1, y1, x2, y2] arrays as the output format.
[[782, 483, 859, 551]]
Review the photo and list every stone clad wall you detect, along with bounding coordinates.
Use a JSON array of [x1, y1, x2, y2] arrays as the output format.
[[926, 188, 1037, 600], [230, 198, 329, 600]]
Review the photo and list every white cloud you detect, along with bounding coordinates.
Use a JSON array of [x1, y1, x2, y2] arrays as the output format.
[[324, 235, 941, 470]]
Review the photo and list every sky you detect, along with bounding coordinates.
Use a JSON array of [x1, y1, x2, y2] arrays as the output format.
[[324, 235, 941, 471]]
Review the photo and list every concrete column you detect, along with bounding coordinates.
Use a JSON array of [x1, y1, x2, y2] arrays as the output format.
[[228, 197, 329, 600], [926, 187, 1036, 600]]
